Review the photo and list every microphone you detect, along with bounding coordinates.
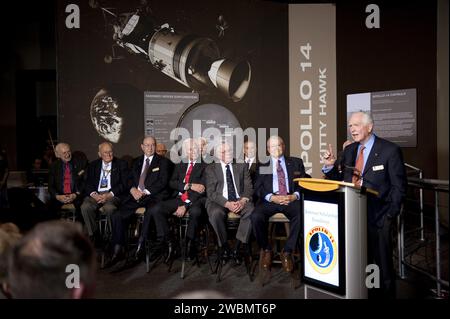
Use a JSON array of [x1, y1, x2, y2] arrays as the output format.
[[342, 164, 362, 178], [340, 164, 363, 183], [342, 164, 380, 196]]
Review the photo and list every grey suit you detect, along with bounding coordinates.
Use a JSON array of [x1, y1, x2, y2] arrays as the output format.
[[205, 162, 254, 246]]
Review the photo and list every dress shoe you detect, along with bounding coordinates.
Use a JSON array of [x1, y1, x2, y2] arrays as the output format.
[[232, 249, 242, 265], [219, 246, 230, 265], [164, 242, 174, 263], [280, 250, 294, 273], [103, 245, 124, 268], [134, 243, 145, 261], [185, 240, 197, 261], [260, 249, 272, 270], [148, 243, 163, 262]]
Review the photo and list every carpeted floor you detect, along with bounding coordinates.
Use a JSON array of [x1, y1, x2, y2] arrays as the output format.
[[93, 249, 441, 299]]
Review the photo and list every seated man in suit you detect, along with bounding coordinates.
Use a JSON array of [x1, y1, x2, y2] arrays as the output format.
[[322, 111, 406, 298], [205, 141, 254, 263], [156, 142, 168, 157], [136, 138, 207, 261], [156, 142, 175, 179], [106, 136, 170, 266], [197, 137, 214, 164], [251, 136, 306, 273], [48, 142, 86, 219], [80, 142, 128, 244], [244, 139, 259, 203]]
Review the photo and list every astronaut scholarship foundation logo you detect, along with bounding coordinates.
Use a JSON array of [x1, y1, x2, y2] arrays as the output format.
[[305, 226, 338, 274]]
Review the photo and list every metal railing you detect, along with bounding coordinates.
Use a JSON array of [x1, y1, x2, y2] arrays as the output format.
[[398, 168, 449, 298]]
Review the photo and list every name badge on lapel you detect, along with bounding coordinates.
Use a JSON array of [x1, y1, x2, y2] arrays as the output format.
[[372, 165, 384, 171], [152, 167, 160, 172]]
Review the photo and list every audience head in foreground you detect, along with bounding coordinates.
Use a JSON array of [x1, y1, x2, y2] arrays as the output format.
[[8, 220, 96, 299]]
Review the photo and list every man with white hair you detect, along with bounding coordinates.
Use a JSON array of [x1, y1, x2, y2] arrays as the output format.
[[251, 136, 306, 274], [205, 141, 254, 264], [322, 111, 406, 298], [80, 142, 128, 244], [197, 137, 214, 163], [48, 142, 86, 219]]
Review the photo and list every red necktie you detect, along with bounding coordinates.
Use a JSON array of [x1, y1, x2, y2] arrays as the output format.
[[63, 162, 72, 194], [181, 162, 194, 202], [352, 146, 365, 185]]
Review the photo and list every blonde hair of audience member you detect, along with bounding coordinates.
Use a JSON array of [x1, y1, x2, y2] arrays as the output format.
[[7, 220, 96, 299]]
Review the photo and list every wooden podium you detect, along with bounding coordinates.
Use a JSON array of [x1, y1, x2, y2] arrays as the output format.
[[294, 178, 377, 299]]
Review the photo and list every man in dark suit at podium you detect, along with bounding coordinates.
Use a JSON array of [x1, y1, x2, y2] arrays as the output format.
[[322, 111, 407, 298], [80, 142, 128, 244], [251, 136, 307, 273]]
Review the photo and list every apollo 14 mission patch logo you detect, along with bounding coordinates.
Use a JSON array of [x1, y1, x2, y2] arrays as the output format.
[[305, 226, 338, 274]]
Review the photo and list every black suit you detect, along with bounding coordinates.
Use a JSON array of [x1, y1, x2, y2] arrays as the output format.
[[245, 158, 259, 203], [83, 158, 128, 198], [48, 158, 86, 217], [325, 135, 406, 297], [80, 158, 128, 237], [145, 159, 207, 243], [251, 156, 306, 253], [111, 154, 170, 246]]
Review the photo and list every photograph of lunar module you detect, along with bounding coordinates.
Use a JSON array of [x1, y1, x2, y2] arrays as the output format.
[[90, 0, 252, 102]]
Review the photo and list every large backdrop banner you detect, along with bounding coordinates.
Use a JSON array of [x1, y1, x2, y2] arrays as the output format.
[[57, 0, 336, 170], [289, 4, 337, 177]]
